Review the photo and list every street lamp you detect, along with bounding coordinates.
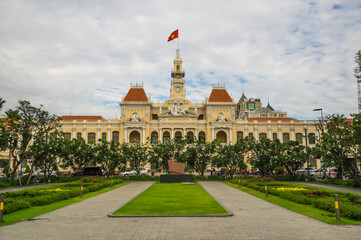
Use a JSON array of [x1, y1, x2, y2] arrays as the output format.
[[313, 108, 324, 171], [313, 108, 324, 135], [303, 127, 310, 182]]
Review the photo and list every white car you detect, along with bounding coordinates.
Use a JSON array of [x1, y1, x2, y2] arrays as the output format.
[[120, 168, 149, 177], [296, 167, 317, 176]]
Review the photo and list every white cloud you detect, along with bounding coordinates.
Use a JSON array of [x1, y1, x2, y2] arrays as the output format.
[[0, 0, 360, 119]]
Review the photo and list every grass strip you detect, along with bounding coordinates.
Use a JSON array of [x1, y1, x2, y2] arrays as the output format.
[[225, 182, 361, 225], [112, 183, 228, 215], [0, 182, 129, 226]]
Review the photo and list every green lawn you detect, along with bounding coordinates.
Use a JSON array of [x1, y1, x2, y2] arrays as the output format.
[[225, 182, 361, 225], [0, 182, 129, 226], [112, 183, 229, 216]]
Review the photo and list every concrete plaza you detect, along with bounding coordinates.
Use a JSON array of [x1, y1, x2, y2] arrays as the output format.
[[1, 181, 361, 240]]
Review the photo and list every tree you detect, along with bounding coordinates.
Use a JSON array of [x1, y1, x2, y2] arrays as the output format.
[[127, 143, 149, 175], [4, 100, 59, 180], [248, 138, 280, 176], [313, 114, 353, 179], [213, 139, 248, 178], [61, 138, 96, 177], [278, 140, 306, 174], [29, 131, 63, 183], [354, 50, 361, 83], [95, 140, 126, 176], [0, 98, 10, 152], [194, 140, 217, 176]]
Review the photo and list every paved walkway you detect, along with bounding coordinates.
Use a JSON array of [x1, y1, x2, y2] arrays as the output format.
[[288, 182, 361, 195], [1, 181, 361, 240]]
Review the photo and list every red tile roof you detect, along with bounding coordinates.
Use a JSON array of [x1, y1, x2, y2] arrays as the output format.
[[208, 89, 233, 102], [246, 117, 296, 121], [123, 88, 148, 102], [60, 116, 105, 121]]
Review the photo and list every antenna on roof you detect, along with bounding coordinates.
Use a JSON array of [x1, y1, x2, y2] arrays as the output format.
[[267, 95, 269, 104], [70, 105, 72, 116], [242, 80, 244, 94]]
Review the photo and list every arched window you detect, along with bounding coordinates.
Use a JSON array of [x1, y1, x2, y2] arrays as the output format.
[[77, 132, 82, 139], [249, 133, 253, 138], [272, 133, 278, 140], [198, 131, 205, 142], [112, 131, 119, 143], [283, 133, 290, 143], [163, 131, 170, 143], [175, 131, 182, 141], [64, 132, 71, 140], [187, 131, 194, 144], [102, 132, 107, 141], [308, 133, 316, 144], [259, 133, 267, 140], [129, 131, 140, 144], [237, 131, 243, 141], [296, 133, 303, 144], [216, 131, 227, 143], [88, 132, 96, 144], [151, 131, 158, 144]]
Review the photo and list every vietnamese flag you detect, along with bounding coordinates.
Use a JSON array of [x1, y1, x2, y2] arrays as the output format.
[[168, 29, 178, 42]]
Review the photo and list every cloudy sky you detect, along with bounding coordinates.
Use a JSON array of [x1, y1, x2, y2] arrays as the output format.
[[0, 0, 360, 120]]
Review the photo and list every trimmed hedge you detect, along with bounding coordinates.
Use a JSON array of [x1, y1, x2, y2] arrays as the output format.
[[2, 178, 123, 214], [230, 179, 361, 221]]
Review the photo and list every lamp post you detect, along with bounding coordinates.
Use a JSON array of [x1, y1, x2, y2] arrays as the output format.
[[304, 127, 310, 182], [313, 108, 324, 169]]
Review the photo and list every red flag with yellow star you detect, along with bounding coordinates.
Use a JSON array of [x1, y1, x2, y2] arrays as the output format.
[[168, 29, 178, 42]]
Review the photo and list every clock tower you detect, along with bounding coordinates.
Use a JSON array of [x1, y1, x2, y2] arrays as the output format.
[[170, 48, 186, 100]]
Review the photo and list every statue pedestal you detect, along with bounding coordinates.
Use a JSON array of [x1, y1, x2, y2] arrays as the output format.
[[160, 174, 194, 183]]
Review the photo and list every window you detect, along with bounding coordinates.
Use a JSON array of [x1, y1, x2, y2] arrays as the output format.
[[112, 131, 119, 143], [198, 131, 205, 142], [151, 131, 158, 144], [237, 131, 243, 141], [309, 133, 316, 144], [77, 132, 82, 139], [187, 132, 194, 144], [283, 133, 290, 143], [272, 133, 278, 140], [163, 131, 170, 143], [249, 133, 253, 138], [259, 133, 267, 140], [296, 133, 303, 144], [102, 132, 107, 141], [64, 132, 71, 140], [88, 132, 96, 144], [197, 114, 204, 120], [152, 114, 158, 120]]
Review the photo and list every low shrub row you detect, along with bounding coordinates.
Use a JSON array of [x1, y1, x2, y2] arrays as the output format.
[[230, 179, 361, 221], [319, 179, 361, 189], [2, 178, 123, 214]]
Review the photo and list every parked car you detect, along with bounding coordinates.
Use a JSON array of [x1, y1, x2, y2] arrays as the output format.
[[21, 169, 57, 180], [120, 168, 149, 177], [0, 171, 7, 179], [72, 166, 103, 177], [296, 167, 317, 176], [344, 170, 361, 180], [310, 168, 338, 179]]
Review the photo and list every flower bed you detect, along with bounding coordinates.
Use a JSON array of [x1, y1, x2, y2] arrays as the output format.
[[2, 178, 123, 214], [230, 178, 361, 220]]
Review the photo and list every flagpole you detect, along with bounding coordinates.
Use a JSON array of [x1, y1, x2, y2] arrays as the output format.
[[177, 28, 180, 49]]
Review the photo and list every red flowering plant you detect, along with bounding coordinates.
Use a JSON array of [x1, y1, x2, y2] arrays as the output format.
[[248, 176, 275, 183]]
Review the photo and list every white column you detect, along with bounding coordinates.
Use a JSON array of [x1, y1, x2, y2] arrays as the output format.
[[107, 124, 111, 142], [278, 125, 282, 141], [268, 125, 272, 140], [159, 128, 162, 143], [183, 128, 186, 137], [171, 127, 174, 139], [254, 126, 258, 141], [245, 125, 248, 136], [291, 125, 295, 141], [124, 126, 128, 142], [83, 120, 86, 140], [142, 127, 145, 144], [212, 127, 215, 140], [229, 127, 232, 143], [97, 121, 100, 141], [72, 120, 76, 139], [195, 128, 198, 139]]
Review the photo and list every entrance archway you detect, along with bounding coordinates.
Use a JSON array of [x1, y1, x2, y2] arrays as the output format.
[[129, 131, 141, 144], [216, 130, 227, 143]]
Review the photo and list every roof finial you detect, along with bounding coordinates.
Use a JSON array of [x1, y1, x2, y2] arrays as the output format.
[[175, 48, 182, 61]]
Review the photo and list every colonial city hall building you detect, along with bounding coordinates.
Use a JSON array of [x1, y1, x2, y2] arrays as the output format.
[[59, 49, 319, 166]]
